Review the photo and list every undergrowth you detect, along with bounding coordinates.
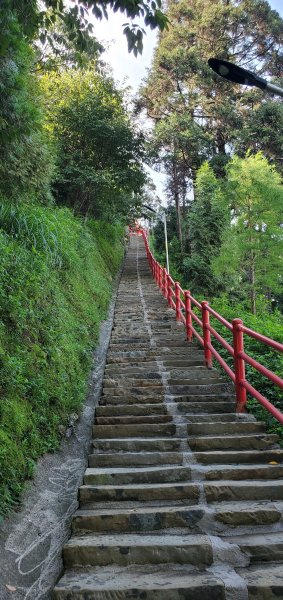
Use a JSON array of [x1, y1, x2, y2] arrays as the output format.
[[152, 239, 283, 445], [0, 199, 124, 517]]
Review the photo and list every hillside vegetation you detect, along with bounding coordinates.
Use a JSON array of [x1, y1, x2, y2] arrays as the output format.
[[0, 204, 124, 515]]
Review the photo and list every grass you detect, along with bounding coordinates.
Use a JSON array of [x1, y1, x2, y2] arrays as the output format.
[[0, 199, 124, 516]]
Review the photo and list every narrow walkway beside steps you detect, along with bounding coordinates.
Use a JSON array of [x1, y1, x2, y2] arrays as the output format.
[[54, 235, 283, 599]]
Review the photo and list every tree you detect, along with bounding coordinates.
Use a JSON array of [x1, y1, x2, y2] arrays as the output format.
[[0, 8, 55, 201], [1, 0, 168, 57], [183, 162, 228, 297], [212, 152, 283, 314], [138, 0, 283, 215], [41, 68, 146, 219]]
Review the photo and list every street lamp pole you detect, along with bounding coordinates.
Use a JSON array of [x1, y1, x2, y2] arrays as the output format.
[[141, 204, 170, 274], [208, 58, 283, 98], [163, 211, 170, 274]]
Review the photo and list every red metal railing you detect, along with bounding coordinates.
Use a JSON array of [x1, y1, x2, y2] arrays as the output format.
[[142, 230, 283, 424]]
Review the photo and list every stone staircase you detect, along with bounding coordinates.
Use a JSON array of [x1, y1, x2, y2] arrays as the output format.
[[53, 235, 283, 599]]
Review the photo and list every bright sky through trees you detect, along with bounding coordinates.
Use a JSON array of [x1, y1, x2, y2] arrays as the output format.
[[91, 0, 282, 199]]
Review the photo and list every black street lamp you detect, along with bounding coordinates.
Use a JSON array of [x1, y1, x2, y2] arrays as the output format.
[[208, 58, 283, 98]]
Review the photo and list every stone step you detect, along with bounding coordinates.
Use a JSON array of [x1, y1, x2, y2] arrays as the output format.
[[63, 533, 213, 568], [95, 414, 173, 425], [189, 433, 278, 452], [227, 532, 283, 563], [237, 564, 283, 599], [79, 482, 200, 504], [185, 413, 254, 423], [103, 379, 163, 389], [203, 463, 283, 481], [92, 437, 182, 452], [72, 501, 283, 535], [173, 394, 234, 403], [92, 423, 176, 438], [187, 422, 265, 435], [89, 452, 183, 468], [84, 465, 191, 485], [168, 376, 226, 386], [176, 401, 235, 414], [212, 501, 282, 527], [102, 388, 164, 399], [195, 449, 283, 464], [169, 383, 233, 395], [54, 564, 225, 600], [205, 480, 283, 503], [72, 504, 204, 534], [95, 403, 167, 416], [99, 395, 164, 405], [105, 360, 205, 372]]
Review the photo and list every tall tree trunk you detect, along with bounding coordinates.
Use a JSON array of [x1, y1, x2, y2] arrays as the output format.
[[172, 159, 183, 252]]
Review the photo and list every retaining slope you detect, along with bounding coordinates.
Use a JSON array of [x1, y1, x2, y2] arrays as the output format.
[[54, 235, 283, 600]]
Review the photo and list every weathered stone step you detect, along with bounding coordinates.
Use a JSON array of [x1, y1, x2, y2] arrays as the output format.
[[174, 394, 234, 403], [102, 388, 164, 398], [105, 360, 205, 373], [237, 564, 283, 599], [92, 437, 182, 452], [189, 433, 278, 452], [212, 501, 282, 526], [168, 376, 226, 386], [227, 532, 283, 563], [89, 451, 183, 468], [185, 413, 254, 423], [95, 414, 172, 425], [204, 463, 283, 481], [176, 401, 235, 414], [103, 378, 163, 388], [104, 370, 162, 379], [79, 482, 199, 504], [187, 422, 265, 435], [205, 480, 283, 503], [95, 403, 167, 416], [72, 504, 204, 534], [54, 564, 225, 600], [169, 383, 233, 395], [99, 395, 164, 405], [107, 352, 157, 363], [63, 533, 212, 568], [92, 423, 176, 438], [195, 449, 283, 464], [84, 465, 191, 485], [72, 500, 283, 535]]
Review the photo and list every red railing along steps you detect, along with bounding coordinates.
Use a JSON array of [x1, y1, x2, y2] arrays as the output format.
[[140, 229, 283, 425]]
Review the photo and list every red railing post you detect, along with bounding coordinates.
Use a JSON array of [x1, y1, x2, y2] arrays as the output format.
[[167, 273, 172, 308], [232, 318, 247, 412], [158, 263, 162, 289], [185, 291, 192, 342], [201, 301, 212, 368], [163, 268, 168, 299], [175, 282, 181, 321]]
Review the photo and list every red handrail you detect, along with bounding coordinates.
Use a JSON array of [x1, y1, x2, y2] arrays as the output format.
[[141, 230, 283, 424]]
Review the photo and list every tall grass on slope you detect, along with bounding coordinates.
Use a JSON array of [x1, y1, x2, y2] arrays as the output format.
[[0, 200, 124, 516]]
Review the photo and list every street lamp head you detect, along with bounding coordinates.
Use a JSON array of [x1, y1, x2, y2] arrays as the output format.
[[208, 58, 267, 91]]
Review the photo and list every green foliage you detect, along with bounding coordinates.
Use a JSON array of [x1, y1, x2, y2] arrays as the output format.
[[213, 153, 283, 314], [182, 163, 228, 297], [139, 0, 283, 238], [41, 68, 146, 220], [208, 296, 283, 444], [0, 7, 55, 201], [0, 199, 124, 516], [1, 0, 168, 57]]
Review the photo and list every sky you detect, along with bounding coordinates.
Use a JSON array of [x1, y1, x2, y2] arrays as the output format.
[[90, 0, 283, 199]]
